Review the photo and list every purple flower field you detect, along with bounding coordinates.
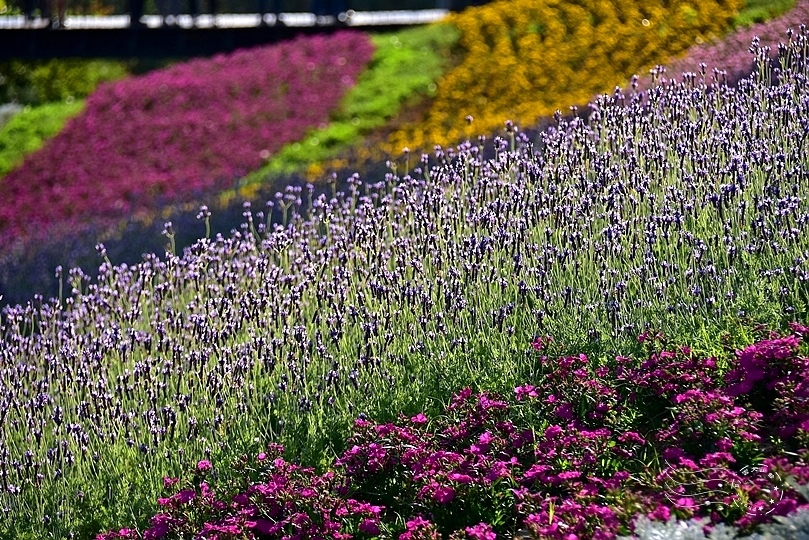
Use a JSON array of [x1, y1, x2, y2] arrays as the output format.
[[1, 18, 809, 540], [0, 31, 373, 247]]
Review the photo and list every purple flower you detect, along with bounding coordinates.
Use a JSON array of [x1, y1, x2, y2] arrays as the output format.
[[197, 459, 212, 472]]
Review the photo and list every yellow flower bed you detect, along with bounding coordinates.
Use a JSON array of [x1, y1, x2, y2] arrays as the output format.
[[385, 0, 742, 155]]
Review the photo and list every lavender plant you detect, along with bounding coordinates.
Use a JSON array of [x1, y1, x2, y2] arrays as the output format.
[[2, 24, 809, 539]]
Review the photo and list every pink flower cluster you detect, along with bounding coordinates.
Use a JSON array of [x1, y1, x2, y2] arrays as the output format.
[[99, 327, 809, 539], [98, 444, 385, 540], [0, 31, 374, 246]]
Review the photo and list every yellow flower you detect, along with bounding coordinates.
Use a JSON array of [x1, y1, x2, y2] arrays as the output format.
[[385, 0, 741, 157]]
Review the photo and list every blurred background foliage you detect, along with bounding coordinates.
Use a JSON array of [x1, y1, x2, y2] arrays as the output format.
[[733, 0, 795, 27], [0, 100, 83, 175], [0, 58, 129, 105], [234, 22, 461, 194]]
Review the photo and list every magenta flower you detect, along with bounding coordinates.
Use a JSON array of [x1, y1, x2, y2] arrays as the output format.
[[410, 413, 428, 424], [531, 336, 552, 351], [358, 518, 381, 536], [647, 505, 672, 523], [617, 431, 645, 445], [725, 335, 801, 397], [555, 403, 574, 420], [789, 322, 809, 336], [465, 522, 496, 540], [197, 459, 212, 472], [175, 489, 196, 504], [143, 514, 176, 540], [485, 461, 511, 482], [522, 464, 552, 484], [673, 497, 699, 510], [399, 516, 440, 540], [432, 485, 455, 504], [447, 472, 473, 484], [544, 425, 563, 440], [662, 447, 686, 461], [515, 384, 538, 401]]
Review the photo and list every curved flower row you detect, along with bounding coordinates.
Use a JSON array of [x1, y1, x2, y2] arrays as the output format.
[[0, 31, 374, 245], [99, 326, 809, 540], [385, 0, 742, 155]]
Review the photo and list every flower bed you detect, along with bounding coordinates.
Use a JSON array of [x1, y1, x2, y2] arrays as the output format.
[[2, 23, 808, 540], [98, 327, 809, 539], [235, 23, 460, 192], [385, 0, 742, 155], [0, 31, 373, 245]]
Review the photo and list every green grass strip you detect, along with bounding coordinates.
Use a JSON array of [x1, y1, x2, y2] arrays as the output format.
[[237, 23, 460, 187], [733, 0, 796, 28], [0, 100, 84, 177]]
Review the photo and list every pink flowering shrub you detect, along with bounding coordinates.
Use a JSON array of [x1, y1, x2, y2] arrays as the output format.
[[99, 326, 809, 540], [98, 443, 385, 540], [0, 31, 374, 246]]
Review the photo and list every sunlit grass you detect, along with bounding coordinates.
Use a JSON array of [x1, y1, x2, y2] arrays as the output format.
[[230, 22, 460, 202], [733, 0, 796, 28], [0, 100, 84, 176]]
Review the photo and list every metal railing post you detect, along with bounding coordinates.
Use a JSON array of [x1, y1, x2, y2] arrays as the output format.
[[129, 0, 144, 28]]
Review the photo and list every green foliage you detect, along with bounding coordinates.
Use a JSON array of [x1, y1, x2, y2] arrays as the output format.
[[0, 59, 128, 178], [0, 58, 128, 106], [0, 102, 22, 128], [239, 23, 460, 185], [0, 100, 84, 176], [733, 0, 796, 28]]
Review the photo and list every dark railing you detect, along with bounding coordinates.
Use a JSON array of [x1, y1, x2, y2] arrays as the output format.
[[6, 0, 486, 26], [0, 0, 488, 58]]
